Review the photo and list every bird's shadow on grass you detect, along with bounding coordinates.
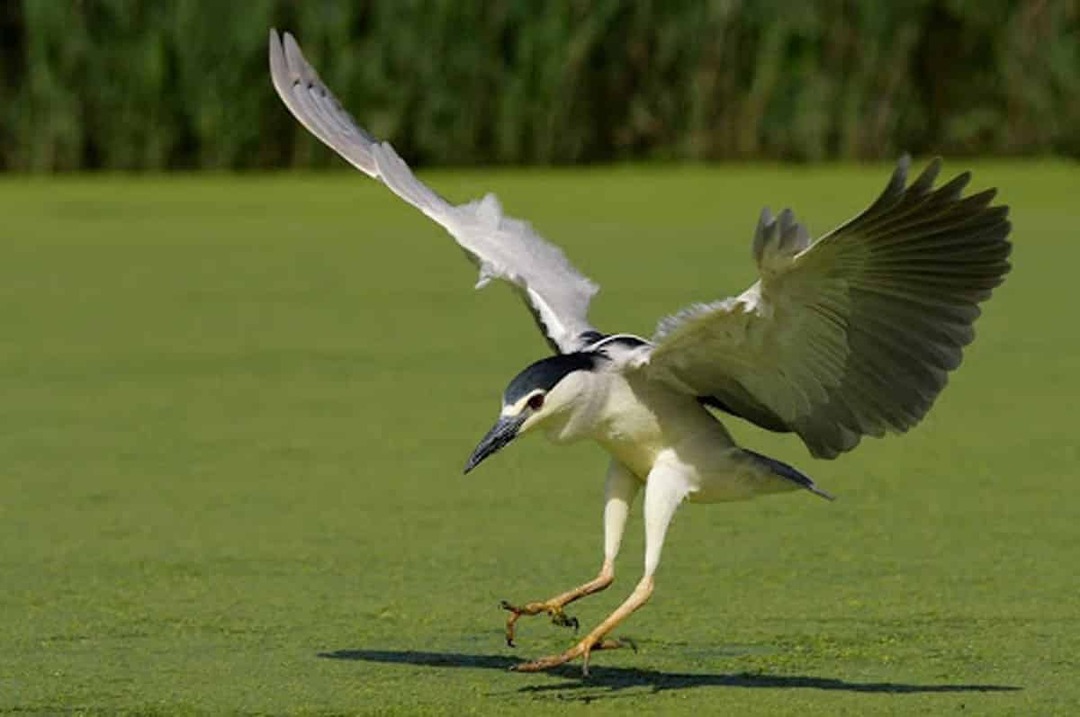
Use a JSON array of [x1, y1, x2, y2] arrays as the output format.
[[318, 648, 1021, 698]]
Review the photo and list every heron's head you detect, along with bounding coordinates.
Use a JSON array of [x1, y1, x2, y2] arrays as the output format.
[[463, 352, 603, 474]]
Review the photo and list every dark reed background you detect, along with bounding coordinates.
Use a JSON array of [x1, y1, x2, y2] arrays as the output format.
[[0, 0, 1076, 171]]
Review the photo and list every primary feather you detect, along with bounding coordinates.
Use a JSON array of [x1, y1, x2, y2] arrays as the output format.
[[644, 156, 1012, 458], [269, 29, 600, 354]]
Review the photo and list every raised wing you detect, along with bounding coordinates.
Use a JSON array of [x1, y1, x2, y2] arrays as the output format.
[[268, 29, 600, 353], [644, 157, 1011, 458]]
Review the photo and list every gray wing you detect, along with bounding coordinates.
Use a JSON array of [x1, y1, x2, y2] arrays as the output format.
[[269, 29, 599, 354], [643, 157, 1011, 458]]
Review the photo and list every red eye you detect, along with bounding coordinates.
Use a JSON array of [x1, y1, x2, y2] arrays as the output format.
[[527, 393, 545, 411]]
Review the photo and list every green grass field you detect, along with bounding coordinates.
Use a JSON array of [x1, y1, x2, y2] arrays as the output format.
[[1, 161, 1076, 715]]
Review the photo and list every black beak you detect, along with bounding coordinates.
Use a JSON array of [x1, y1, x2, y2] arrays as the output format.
[[463, 414, 526, 474]]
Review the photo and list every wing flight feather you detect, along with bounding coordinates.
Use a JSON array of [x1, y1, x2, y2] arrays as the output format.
[[269, 29, 599, 353], [645, 157, 1011, 458]]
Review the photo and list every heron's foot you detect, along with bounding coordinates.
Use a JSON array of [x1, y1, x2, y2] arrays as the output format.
[[500, 599, 579, 647], [513, 574, 652, 676], [511, 636, 636, 677]]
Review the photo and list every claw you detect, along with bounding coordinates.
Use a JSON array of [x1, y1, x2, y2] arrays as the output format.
[[501, 598, 580, 648], [498, 564, 616, 653], [507, 574, 653, 675], [550, 610, 579, 631]]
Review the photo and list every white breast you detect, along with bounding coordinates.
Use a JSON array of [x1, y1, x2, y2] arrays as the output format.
[[588, 372, 736, 480]]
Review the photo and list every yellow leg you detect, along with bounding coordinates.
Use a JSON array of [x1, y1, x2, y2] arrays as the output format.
[[501, 559, 614, 646], [509, 460, 689, 675], [502, 460, 641, 648], [511, 575, 654, 676]]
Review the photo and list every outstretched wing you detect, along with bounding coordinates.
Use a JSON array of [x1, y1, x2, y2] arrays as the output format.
[[643, 157, 1011, 458], [268, 29, 600, 353]]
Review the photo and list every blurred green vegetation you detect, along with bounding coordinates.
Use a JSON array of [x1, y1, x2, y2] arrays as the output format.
[[0, 0, 1077, 171]]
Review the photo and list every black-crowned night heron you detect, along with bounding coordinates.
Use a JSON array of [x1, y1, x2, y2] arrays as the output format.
[[269, 30, 1011, 675]]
